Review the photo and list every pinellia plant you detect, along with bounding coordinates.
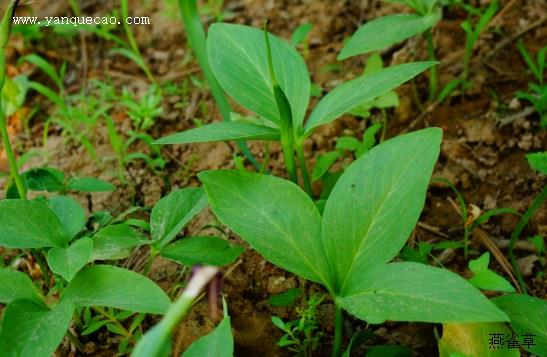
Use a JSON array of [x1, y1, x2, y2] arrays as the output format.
[[198, 128, 508, 356], [155, 22, 437, 196]]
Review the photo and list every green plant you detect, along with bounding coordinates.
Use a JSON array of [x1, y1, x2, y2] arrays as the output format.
[[0, 0, 26, 199], [508, 152, 547, 294], [155, 23, 436, 196], [516, 41, 547, 128], [0, 195, 171, 355], [198, 128, 509, 357], [467, 252, 515, 293], [434, 177, 519, 258], [121, 84, 164, 130], [338, 0, 442, 101], [272, 293, 324, 356], [178, 0, 260, 170], [132, 268, 235, 357], [460, 0, 499, 91]]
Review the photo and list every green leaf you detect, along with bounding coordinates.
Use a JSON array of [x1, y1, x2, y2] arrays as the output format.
[[1, 75, 28, 117], [0, 299, 73, 357], [468, 253, 515, 293], [338, 13, 440, 60], [304, 62, 436, 134], [312, 151, 341, 182], [154, 122, 280, 145], [493, 294, 547, 355], [290, 23, 313, 47], [337, 262, 508, 324], [46, 237, 93, 282], [150, 188, 208, 248], [267, 288, 302, 307], [366, 345, 411, 357], [47, 196, 86, 241], [526, 151, 547, 174], [91, 224, 149, 260], [181, 315, 233, 357], [62, 265, 170, 314], [66, 177, 116, 192], [0, 269, 42, 304], [438, 322, 519, 357], [22, 167, 65, 192], [18, 53, 63, 90], [322, 128, 442, 294], [207, 23, 310, 128], [0, 199, 66, 248], [199, 170, 332, 288], [161, 236, 243, 266]]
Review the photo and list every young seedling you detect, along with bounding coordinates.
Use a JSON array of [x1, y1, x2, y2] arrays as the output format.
[[467, 252, 515, 293], [155, 23, 437, 196], [515, 41, 547, 128], [460, 0, 499, 92], [198, 128, 509, 356], [338, 0, 442, 101]]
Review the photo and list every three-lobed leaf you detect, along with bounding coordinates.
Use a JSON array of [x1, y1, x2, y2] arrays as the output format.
[[338, 13, 440, 60], [46, 237, 93, 282], [199, 170, 333, 289], [91, 224, 149, 260], [47, 195, 86, 241], [304, 62, 436, 134], [150, 188, 208, 249], [62, 265, 170, 314], [154, 122, 280, 145], [337, 262, 509, 324], [161, 236, 243, 266], [0, 199, 66, 248], [322, 128, 442, 293], [0, 268, 42, 304], [0, 299, 73, 357], [207, 23, 310, 128]]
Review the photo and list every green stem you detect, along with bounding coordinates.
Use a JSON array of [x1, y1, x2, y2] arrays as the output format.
[[0, 0, 25, 199], [509, 185, 547, 294], [296, 141, 312, 196], [281, 132, 298, 183], [331, 304, 343, 357], [93, 307, 131, 338], [66, 329, 85, 353], [31, 249, 51, 288], [179, 0, 261, 171], [425, 29, 437, 102]]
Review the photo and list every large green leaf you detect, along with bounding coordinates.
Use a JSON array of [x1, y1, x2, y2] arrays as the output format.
[[154, 122, 280, 145], [46, 237, 93, 282], [322, 128, 441, 293], [151, 188, 208, 249], [91, 224, 149, 260], [207, 23, 310, 128], [493, 294, 547, 355], [338, 13, 440, 60], [182, 315, 233, 357], [62, 265, 170, 314], [47, 196, 86, 241], [0, 299, 73, 357], [161, 236, 243, 266], [0, 199, 66, 248], [0, 269, 42, 304], [199, 170, 332, 289], [337, 263, 508, 324], [304, 62, 436, 134]]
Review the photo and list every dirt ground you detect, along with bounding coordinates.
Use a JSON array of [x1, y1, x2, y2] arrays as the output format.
[[0, 0, 546, 356]]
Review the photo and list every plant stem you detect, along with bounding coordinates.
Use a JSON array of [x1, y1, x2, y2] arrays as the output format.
[[296, 141, 312, 196], [31, 249, 51, 288], [509, 185, 547, 294], [0, 0, 25, 199], [425, 29, 437, 102], [66, 329, 85, 353], [281, 133, 298, 184], [331, 304, 343, 357], [178, 0, 261, 171]]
